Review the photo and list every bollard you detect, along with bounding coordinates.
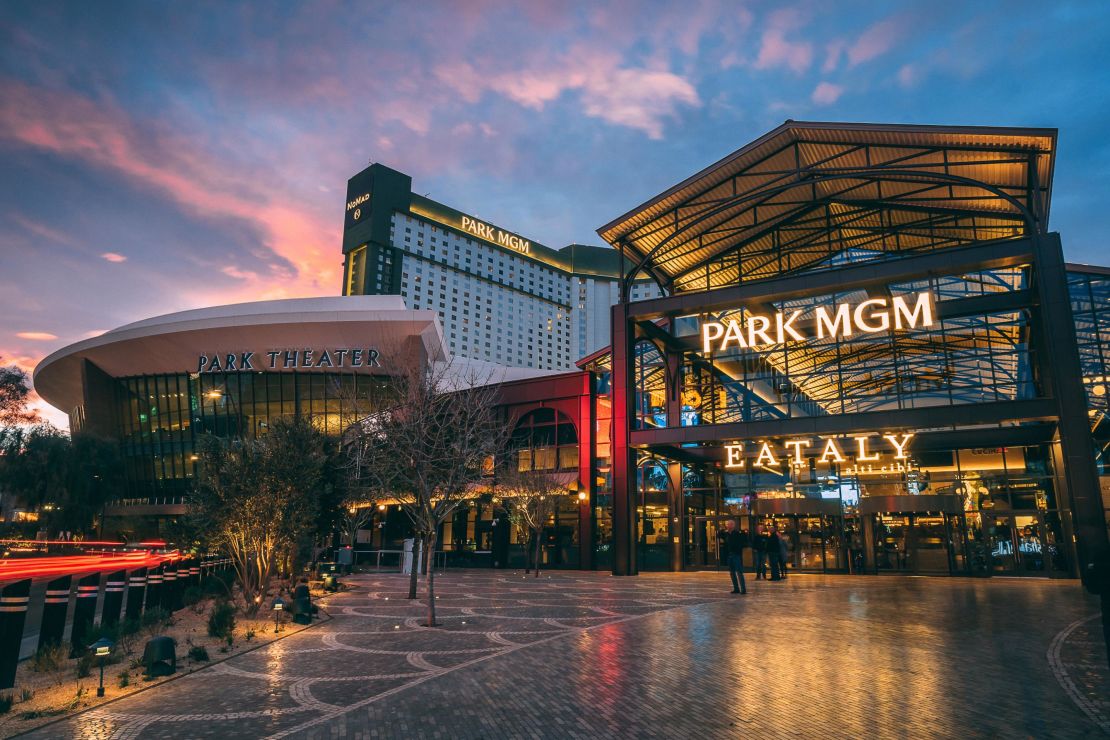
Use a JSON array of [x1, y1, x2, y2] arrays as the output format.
[[101, 570, 127, 628], [144, 565, 163, 612], [160, 561, 177, 612], [0, 579, 31, 690], [70, 572, 100, 657], [125, 567, 147, 622], [38, 575, 72, 648]]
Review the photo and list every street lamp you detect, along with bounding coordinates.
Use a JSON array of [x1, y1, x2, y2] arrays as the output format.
[[271, 596, 286, 633], [89, 637, 114, 697]]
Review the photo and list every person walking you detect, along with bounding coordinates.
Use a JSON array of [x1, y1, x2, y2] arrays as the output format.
[[721, 520, 748, 595], [767, 528, 783, 581], [752, 525, 767, 580], [777, 529, 790, 579]]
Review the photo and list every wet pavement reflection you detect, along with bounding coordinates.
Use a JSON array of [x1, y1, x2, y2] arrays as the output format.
[[22, 570, 1108, 739]]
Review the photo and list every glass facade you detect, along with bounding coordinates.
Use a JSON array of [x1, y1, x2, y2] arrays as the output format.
[[589, 259, 1109, 578], [1069, 267, 1110, 532], [670, 268, 1034, 424], [114, 371, 389, 504]]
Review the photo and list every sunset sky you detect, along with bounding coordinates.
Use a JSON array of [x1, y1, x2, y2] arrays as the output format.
[[2, 1, 1109, 428]]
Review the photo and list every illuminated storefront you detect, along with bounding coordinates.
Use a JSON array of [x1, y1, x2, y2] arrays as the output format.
[[32, 296, 449, 532], [575, 121, 1109, 579]]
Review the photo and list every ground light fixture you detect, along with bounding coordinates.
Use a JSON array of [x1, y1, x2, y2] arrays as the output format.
[[272, 596, 286, 633], [89, 637, 114, 697]]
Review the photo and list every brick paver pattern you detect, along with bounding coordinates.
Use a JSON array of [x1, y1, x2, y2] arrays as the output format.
[[18, 570, 1109, 739]]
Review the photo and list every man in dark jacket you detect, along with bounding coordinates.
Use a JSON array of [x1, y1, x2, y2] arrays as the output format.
[[767, 530, 783, 581], [752, 526, 767, 579], [721, 520, 748, 595]]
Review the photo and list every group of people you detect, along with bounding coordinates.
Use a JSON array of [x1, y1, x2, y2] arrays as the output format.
[[720, 521, 789, 594]]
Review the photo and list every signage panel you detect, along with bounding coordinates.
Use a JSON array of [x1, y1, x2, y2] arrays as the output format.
[[701, 292, 935, 352], [196, 348, 381, 373]]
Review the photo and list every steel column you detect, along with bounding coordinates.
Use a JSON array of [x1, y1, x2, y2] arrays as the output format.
[[38, 575, 72, 648], [70, 572, 100, 657], [1030, 233, 1109, 581], [610, 302, 637, 575], [101, 570, 126, 628], [125, 567, 147, 621], [0, 580, 31, 690]]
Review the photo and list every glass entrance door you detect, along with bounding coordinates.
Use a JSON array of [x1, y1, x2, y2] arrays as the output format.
[[985, 514, 1047, 575], [688, 516, 742, 570], [874, 515, 911, 572]]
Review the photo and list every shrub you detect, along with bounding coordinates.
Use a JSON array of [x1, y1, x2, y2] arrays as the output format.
[[204, 572, 233, 597], [30, 643, 67, 673], [92, 622, 120, 643], [20, 688, 34, 702], [75, 652, 93, 679], [207, 601, 236, 640], [118, 617, 141, 636], [183, 585, 204, 608], [142, 607, 172, 637], [244, 628, 256, 642], [118, 670, 130, 688], [187, 645, 209, 662], [0, 694, 12, 714]]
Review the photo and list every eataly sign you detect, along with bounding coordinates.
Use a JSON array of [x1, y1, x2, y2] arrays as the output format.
[[723, 433, 914, 469]]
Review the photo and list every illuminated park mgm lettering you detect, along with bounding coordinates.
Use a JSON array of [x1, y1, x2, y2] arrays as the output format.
[[723, 433, 914, 475], [701, 292, 935, 353], [460, 215, 531, 255], [196, 348, 381, 373]]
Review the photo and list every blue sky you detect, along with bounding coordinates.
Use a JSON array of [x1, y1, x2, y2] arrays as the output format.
[[2, 0, 1109, 425]]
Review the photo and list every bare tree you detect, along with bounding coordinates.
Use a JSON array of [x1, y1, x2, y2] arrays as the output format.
[[340, 503, 374, 549], [497, 465, 569, 577], [351, 356, 508, 626]]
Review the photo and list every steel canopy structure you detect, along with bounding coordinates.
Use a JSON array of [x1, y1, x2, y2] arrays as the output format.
[[599, 121, 1056, 299], [596, 121, 1105, 582]]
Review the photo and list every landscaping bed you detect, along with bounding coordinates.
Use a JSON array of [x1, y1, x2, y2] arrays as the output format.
[[0, 583, 330, 738]]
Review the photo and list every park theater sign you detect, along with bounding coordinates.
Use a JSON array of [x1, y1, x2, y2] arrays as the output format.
[[701, 292, 935, 352]]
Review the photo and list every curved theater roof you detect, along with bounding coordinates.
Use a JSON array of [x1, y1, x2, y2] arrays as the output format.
[[598, 121, 1056, 295], [34, 296, 447, 414]]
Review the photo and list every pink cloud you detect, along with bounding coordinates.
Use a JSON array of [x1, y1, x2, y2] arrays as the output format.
[[823, 40, 845, 73], [0, 77, 341, 303], [811, 82, 844, 105], [754, 9, 813, 74], [437, 50, 699, 139], [848, 17, 904, 67], [898, 63, 920, 88], [15, 331, 57, 341], [100, 252, 127, 263]]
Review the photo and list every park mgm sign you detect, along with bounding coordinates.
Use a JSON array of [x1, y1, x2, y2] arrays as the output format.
[[700, 291, 934, 352], [700, 291, 934, 477], [196, 347, 382, 373]]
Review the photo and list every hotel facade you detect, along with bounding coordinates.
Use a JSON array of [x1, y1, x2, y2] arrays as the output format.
[[33, 122, 1110, 580], [339, 163, 660, 371]]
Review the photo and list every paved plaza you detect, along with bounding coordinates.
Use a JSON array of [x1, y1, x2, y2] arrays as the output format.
[[18, 569, 1109, 739]]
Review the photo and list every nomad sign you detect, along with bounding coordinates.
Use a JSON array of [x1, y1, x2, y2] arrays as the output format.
[[701, 292, 935, 352], [197, 348, 381, 373], [460, 215, 531, 255]]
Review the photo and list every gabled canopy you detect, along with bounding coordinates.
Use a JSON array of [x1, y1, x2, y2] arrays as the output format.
[[598, 121, 1056, 296]]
